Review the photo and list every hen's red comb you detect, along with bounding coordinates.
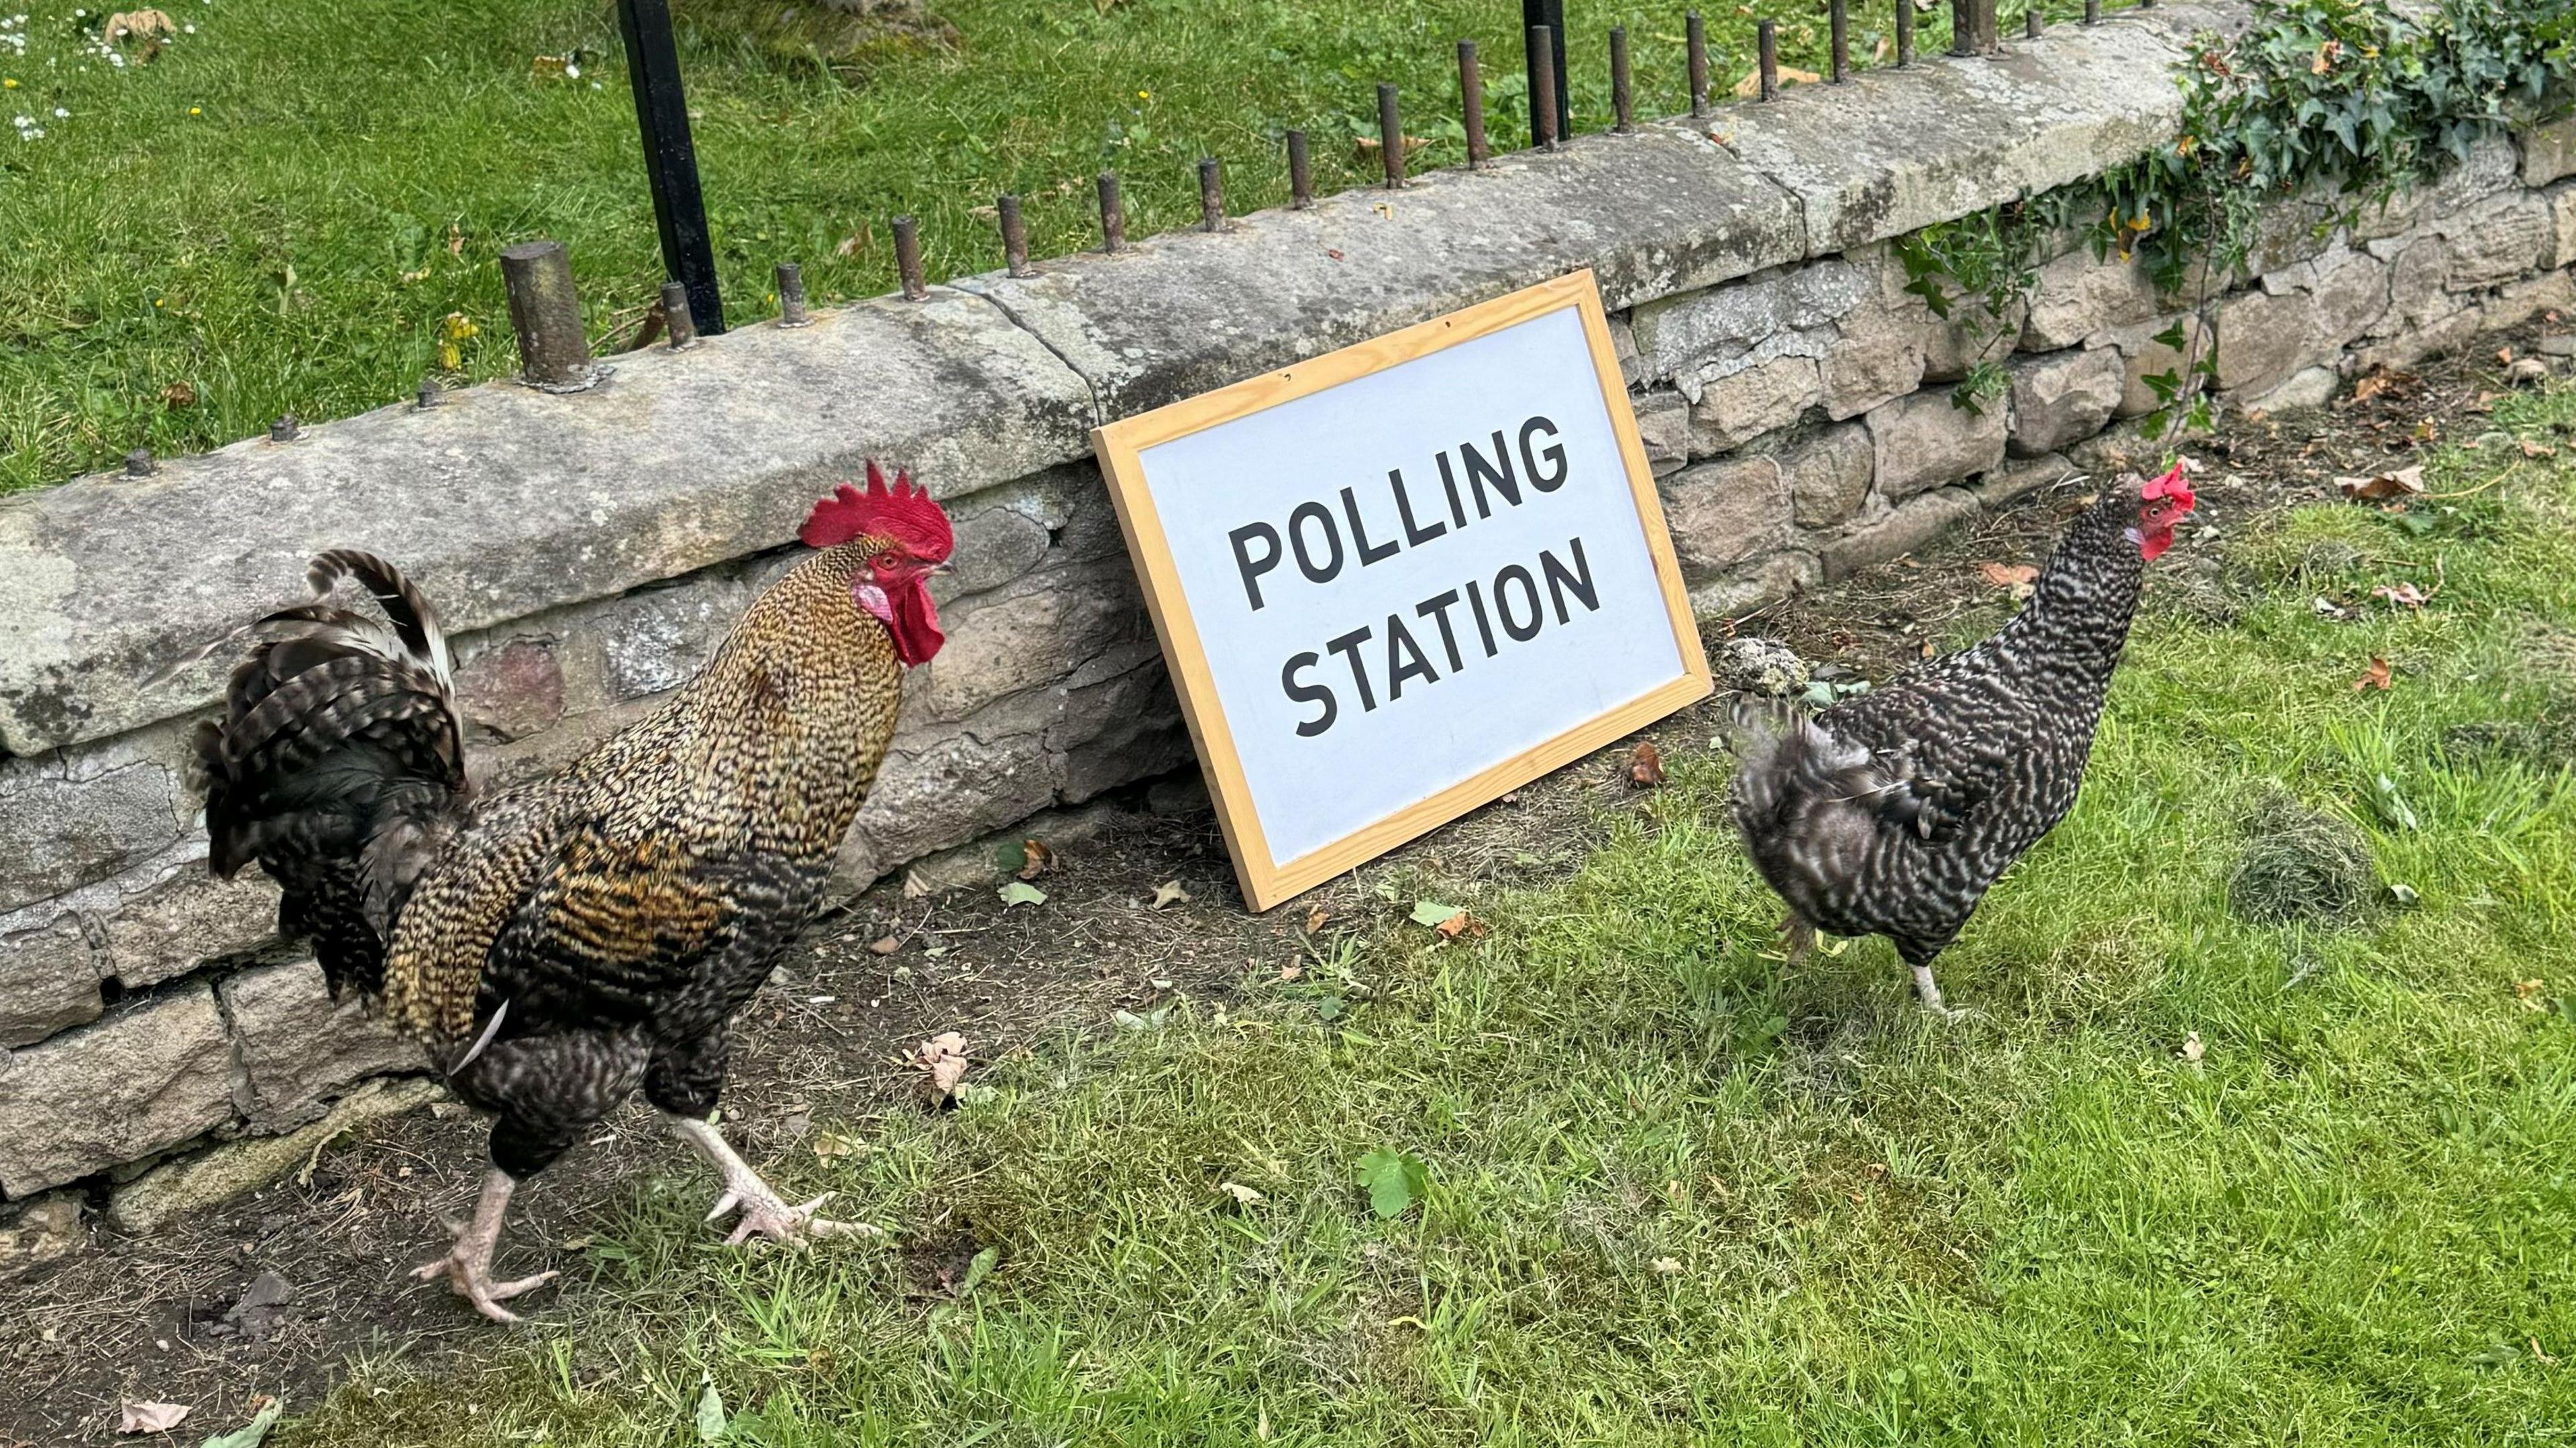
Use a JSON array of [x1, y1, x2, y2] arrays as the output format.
[[2141, 462, 2195, 510], [800, 460, 955, 559]]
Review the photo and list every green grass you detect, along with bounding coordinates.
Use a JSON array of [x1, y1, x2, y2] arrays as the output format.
[[290, 394, 2576, 1443], [0, 0, 2095, 494]]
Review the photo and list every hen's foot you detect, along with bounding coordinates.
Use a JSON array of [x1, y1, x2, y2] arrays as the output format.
[[1780, 914, 1817, 966], [667, 1113, 879, 1249], [411, 1168, 556, 1325]]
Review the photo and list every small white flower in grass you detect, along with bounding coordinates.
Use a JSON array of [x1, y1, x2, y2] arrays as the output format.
[[51, 105, 64, 116], [563, 62, 579, 78], [182, 21, 193, 30]]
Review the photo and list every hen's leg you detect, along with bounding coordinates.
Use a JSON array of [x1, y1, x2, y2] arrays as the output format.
[[411, 1169, 558, 1324], [647, 1027, 866, 1247], [1780, 914, 1817, 965], [1900, 947, 1980, 1022]]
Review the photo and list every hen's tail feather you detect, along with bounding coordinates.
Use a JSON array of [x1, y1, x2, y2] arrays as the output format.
[[192, 553, 472, 1001]]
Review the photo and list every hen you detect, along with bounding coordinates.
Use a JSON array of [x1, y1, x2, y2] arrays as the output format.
[[1729, 465, 2195, 1016], [176, 463, 953, 1321]]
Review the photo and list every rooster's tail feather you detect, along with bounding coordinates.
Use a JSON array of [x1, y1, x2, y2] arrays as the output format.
[[191, 552, 470, 999]]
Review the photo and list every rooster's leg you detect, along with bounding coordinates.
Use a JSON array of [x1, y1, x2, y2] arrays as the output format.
[[665, 1113, 873, 1247], [411, 1168, 558, 1325]]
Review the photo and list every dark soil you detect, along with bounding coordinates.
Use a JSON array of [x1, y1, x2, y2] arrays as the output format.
[[0, 325, 2552, 1447]]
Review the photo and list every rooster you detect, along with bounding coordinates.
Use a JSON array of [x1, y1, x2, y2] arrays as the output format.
[[1728, 465, 2196, 1017], [171, 463, 953, 1322]]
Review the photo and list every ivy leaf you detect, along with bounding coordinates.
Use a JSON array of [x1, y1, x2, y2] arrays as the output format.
[[696, 1379, 728, 1445], [1409, 900, 1464, 930], [999, 881, 1047, 907]]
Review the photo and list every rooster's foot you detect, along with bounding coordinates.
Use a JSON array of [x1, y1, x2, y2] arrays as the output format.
[[667, 1113, 880, 1249], [411, 1168, 556, 1325], [702, 1185, 869, 1247]]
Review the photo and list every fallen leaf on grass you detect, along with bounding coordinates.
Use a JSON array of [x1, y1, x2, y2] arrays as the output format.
[[998, 881, 1046, 907], [2518, 979, 2548, 1011], [696, 1378, 727, 1445], [2371, 583, 2426, 610], [1976, 561, 2040, 590], [2178, 1032, 2204, 1064], [1150, 879, 1190, 909], [447, 221, 464, 259], [913, 1032, 970, 1102], [1651, 1256, 1685, 1274], [1016, 838, 1056, 880], [1352, 133, 1432, 162], [2337, 465, 2423, 501], [2354, 656, 2392, 691], [1626, 740, 1666, 787], [812, 1130, 861, 1158], [199, 1400, 283, 1448], [160, 381, 195, 408], [1435, 910, 1486, 941], [1733, 64, 1822, 97], [2349, 367, 2410, 403], [118, 1402, 191, 1435], [1218, 1181, 1265, 1206], [2369, 772, 2420, 832], [1354, 1148, 1429, 1219], [2522, 439, 2557, 459], [1279, 962, 1303, 981], [1303, 906, 1329, 934], [102, 9, 172, 58], [1409, 900, 1463, 931]]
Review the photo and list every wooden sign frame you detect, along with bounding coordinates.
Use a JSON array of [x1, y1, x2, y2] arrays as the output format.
[[1091, 270, 1711, 910]]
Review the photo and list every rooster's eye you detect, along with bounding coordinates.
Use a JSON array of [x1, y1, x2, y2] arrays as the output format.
[[875, 552, 898, 570]]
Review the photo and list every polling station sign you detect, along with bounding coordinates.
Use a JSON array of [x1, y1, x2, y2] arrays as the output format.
[[1090, 271, 1710, 910]]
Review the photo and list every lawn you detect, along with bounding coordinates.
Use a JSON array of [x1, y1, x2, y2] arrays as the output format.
[[277, 386, 2576, 1445], [0, 0, 2053, 494]]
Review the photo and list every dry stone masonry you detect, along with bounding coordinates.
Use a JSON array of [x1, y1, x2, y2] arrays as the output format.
[[4, 0, 2572, 1248]]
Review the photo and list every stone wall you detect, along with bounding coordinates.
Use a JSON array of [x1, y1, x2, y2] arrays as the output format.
[[4, 0, 2571, 1240]]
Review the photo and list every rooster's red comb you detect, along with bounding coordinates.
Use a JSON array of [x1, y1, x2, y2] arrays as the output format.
[[800, 460, 955, 559], [2141, 462, 2195, 510]]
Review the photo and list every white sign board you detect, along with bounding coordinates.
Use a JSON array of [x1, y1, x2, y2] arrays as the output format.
[[1091, 271, 1709, 909]]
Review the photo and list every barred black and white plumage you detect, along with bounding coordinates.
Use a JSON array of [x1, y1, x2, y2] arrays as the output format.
[[1729, 467, 2196, 1015], [175, 463, 957, 1323]]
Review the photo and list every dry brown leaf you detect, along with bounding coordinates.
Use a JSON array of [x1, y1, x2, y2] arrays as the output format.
[[1977, 561, 2040, 590], [2337, 465, 2424, 501], [447, 221, 465, 258], [912, 1031, 970, 1103], [1150, 879, 1190, 909], [102, 9, 173, 58], [901, 869, 930, 899], [2178, 1031, 2205, 1064], [865, 935, 900, 956], [1303, 906, 1329, 934], [2522, 438, 2557, 459], [1218, 1181, 1265, 1206], [1018, 838, 1055, 880], [1626, 740, 1665, 788], [2517, 978, 2548, 1011], [1871, 35, 1890, 63], [160, 380, 196, 408], [2355, 655, 2393, 692], [1279, 962, 1303, 981], [1732, 64, 1821, 97], [118, 1402, 191, 1435], [1352, 133, 1432, 160], [2371, 583, 2426, 610], [1651, 1256, 1685, 1274], [812, 1130, 859, 1158], [1434, 910, 1487, 940], [2349, 367, 2410, 402], [835, 222, 873, 257]]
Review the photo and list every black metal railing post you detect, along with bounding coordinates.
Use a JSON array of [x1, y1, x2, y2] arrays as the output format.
[[614, 0, 722, 335]]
